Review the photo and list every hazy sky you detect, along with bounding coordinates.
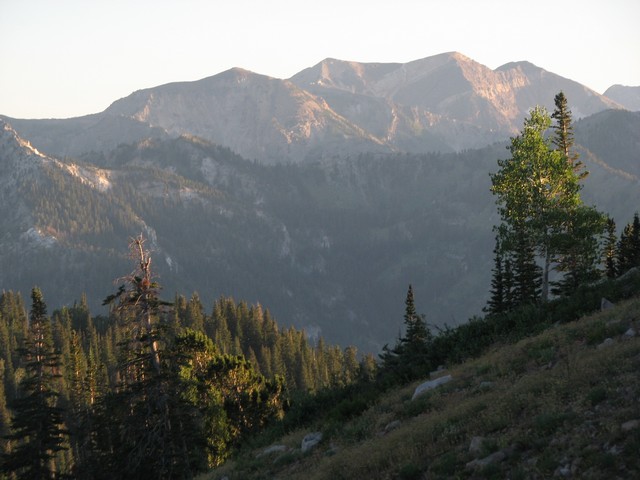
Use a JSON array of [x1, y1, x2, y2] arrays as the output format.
[[1, 0, 639, 119]]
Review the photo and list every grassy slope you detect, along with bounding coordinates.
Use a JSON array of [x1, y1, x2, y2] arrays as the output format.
[[205, 295, 640, 480]]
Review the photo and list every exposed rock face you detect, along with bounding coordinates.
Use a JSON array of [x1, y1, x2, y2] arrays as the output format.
[[291, 53, 621, 154], [104, 68, 388, 164]]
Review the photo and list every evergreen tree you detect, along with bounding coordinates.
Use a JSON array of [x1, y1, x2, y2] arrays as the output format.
[[604, 217, 618, 278], [551, 91, 585, 177], [510, 228, 542, 306], [103, 235, 171, 378], [380, 285, 432, 381], [1, 288, 69, 480], [552, 206, 606, 297], [485, 236, 507, 315], [549, 92, 605, 295], [617, 213, 640, 275], [98, 236, 201, 479], [401, 285, 431, 352], [185, 293, 205, 333]]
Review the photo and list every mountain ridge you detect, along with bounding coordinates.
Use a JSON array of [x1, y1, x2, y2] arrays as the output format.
[[3, 52, 627, 163]]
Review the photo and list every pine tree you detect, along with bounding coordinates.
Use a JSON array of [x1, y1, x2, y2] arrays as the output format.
[[551, 91, 585, 177], [485, 236, 506, 315], [510, 228, 542, 306], [549, 92, 605, 295], [401, 285, 431, 352], [185, 292, 205, 333], [1, 287, 69, 480], [552, 206, 606, 297], [617, 213, 640, 275], [380, 285, 432, 381], [98, 235, 202, 479], [604, 217, 618, 278], [103, 234, 171, 378]]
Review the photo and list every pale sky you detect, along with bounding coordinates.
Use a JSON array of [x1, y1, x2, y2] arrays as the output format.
[[1, 0, 639, 119]]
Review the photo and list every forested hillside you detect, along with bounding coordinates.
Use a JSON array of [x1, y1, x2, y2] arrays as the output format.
[[0, 236, 375, 478], [2, 110, 640, 351]]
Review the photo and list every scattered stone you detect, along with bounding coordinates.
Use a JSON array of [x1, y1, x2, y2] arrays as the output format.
[[601, 297, 615, 310], [383, 420, 402, 434], [596, 338, 614, 350], [301, 432, 323, 453], [430, 365, 446, 377], [621, 419, 639, 432], [623, 327, 637, 338], [412, 375, 452, 400], [554, 464, 571, 477], [608, 444, 622, 456], [257, 444, 288, 458], [465, 450, 506, 470], [468, 436, 486, 456]]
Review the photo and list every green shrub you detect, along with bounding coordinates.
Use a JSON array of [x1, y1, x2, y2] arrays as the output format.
[[398, 462, 422, 480], [587, 386, 608, 406], [533, 411, 576, 435], [429, 451, 458, 476]]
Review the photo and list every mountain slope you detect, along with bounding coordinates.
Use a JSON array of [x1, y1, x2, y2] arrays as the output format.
[[104, 68, 389, 164], [604, 85, 640, 111], [0, 119, 498, 348], [208, 292, 640, 479]]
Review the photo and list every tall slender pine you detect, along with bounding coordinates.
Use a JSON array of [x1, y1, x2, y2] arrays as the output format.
[[1, 288, 69, 480]]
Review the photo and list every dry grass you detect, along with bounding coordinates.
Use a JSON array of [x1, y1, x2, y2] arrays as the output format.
[[203, 296, 640, 479]]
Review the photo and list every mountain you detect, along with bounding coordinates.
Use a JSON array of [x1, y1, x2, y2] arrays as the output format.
[[291, 53, 620, 152], [102, 68, 390, 164], [604, 84, 640, 111], [3, 52, 622, 164], [0, 117, 498, 349], [1, 106, 639, 351], [0, 52, 638, 350]]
